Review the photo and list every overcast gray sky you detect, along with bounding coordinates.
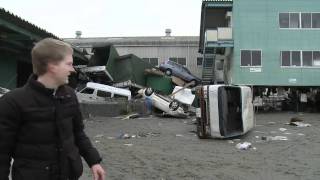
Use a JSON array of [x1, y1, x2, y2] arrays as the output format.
[[1, 0, 202, 38]]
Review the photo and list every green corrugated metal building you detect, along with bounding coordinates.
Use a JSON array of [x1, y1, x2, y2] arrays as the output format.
[[0, 8, 87, 89], [200, 0, 320, 87]]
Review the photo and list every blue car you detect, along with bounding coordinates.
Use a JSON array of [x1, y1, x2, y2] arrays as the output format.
[[159, 60, 201, 86]]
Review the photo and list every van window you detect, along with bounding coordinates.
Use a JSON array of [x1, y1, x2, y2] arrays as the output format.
[[114, 94, 127, 99], [97, 90, 112, 98], [81, 88, 94, 94]]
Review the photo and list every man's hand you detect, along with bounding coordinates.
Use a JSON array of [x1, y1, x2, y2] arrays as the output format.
[[91, 164, 105, 180]]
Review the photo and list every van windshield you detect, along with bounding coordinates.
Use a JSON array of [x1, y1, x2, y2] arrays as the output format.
[[80, 88, 94, 94]]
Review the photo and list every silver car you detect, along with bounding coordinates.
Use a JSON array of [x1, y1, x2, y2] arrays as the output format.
[[138, 87, 187, 118], [159, 60, 201, 86]]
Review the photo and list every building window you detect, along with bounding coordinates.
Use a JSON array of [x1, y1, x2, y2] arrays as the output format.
[[281, 51, 290, 66], [281, 50, 320, 67], [302, 51, 312, 66], [280, 12, 320, 29], [291, 51, 301, 66], [279, 13, 290, 28], [169, 57, 186, 66], [197, 57, 203, 66], [240, 50, 261, 67], [142, 58, 158, 66], [312, 13, 320, 28], [290, 13, 300, 28], [313, 51, 320, 66], [301, 13, 311, 28]]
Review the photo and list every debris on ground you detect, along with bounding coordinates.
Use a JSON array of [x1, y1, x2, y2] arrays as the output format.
[[94, 134, 104, 138], [117, 133, 131, 139], [137, 132, 161, 138], [115, 131, 161, 139], [121, 113, 142, 120], [261, 136, 288, 141], [279, 128, 287, 132], [288, 121, 311, 127], [236, 142, 252, 150], [290, 117, 303, 123]]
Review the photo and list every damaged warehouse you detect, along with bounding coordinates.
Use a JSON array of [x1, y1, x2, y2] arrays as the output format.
[[1, 1, 320, 179], [0, 8, 88, 89]]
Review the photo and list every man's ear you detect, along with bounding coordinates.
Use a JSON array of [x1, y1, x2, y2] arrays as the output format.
[[46, 62, 56, 73]]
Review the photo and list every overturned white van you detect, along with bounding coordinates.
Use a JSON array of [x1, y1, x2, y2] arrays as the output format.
[[196, 85, 254, 139], [77, 82, 131, 102]]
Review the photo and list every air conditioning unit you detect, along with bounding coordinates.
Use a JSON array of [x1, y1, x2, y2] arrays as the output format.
[[205, 30, 218, 42]]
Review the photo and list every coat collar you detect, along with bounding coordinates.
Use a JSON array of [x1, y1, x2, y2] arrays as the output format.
[[26, 74, 71, 99]]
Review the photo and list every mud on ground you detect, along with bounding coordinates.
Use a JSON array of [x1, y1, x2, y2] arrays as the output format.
[[80, 112, 320, 180]]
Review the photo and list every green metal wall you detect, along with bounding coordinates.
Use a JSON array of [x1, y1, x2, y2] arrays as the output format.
[[232, 0, 320, 86], [0, 54, 17, 89]]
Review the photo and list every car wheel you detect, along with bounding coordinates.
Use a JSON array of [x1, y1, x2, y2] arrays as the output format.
[[145, 87, 154, 96], [190, 79, 197, 86], [169, 100, 179, 111], [165, 69, 172, 76]]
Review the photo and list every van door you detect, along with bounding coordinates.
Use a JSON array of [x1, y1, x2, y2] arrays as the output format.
[[77, 87, 96, 101]]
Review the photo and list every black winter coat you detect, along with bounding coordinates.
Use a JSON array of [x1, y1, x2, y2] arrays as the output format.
[[0, 75, 101, 180]]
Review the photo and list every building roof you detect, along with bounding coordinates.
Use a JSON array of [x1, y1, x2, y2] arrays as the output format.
[[64, 36, 199, 47], [0, 8, 88, 63], [203, 0, 232, 2], [0, 8, 58, 39]]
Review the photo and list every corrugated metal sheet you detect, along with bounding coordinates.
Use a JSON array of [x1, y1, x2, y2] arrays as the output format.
[[0, 8, 58, 39], [203, 0, 232, 2]]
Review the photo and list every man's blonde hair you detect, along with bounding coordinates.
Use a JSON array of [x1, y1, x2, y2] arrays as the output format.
[[31, 38, 73, 75]]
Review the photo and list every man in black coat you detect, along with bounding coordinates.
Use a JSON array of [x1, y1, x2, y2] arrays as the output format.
[[0, 38, 105, 180]]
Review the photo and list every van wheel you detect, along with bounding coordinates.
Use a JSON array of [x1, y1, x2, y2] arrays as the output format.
[[190, 79, 197, 86], [169, 100, 179, 111], [165, 69, 172, 76], [145, 87, 154, 96]]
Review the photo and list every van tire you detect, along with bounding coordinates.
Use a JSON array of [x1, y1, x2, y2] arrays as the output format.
[[190, 79, 197, 87], [169, 100, 179, 111], [145, 87, 154, 96]]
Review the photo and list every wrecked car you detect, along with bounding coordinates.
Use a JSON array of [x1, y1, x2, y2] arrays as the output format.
[[159, 60, 201, 86], [196, 85, 254, 139], [77, 82, 131, 102], [0, 87, 10, 98], [138, 88, 187, 117]]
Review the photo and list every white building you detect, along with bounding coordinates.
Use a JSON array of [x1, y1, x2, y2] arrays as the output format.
[[64, 30, 204, 78]]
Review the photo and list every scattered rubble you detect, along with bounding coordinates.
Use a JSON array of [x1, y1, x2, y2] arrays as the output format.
[[261, 136, 288, 141], [236, 142, 252, 150], [285, 117, 311, 127], [279, 128, 287, 132], [289, 121, 311, 127]]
